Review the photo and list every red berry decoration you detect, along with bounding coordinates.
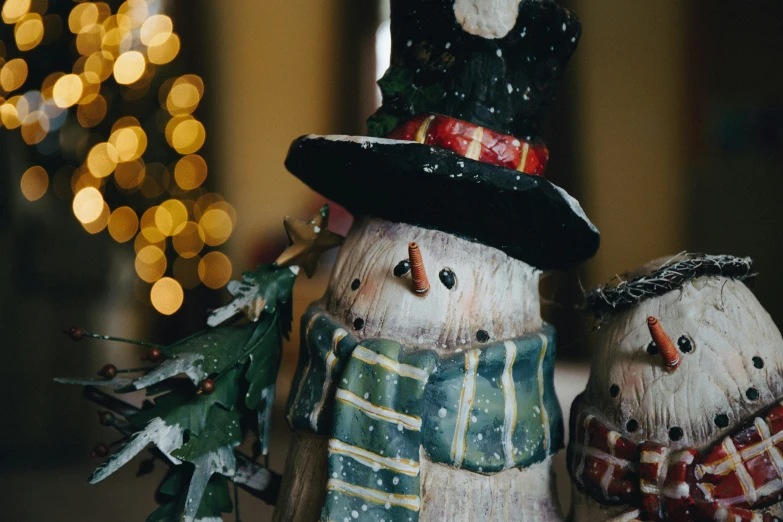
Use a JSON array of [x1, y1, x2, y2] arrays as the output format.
[[92, 443, 109, 458], [63, 327, 85, 341], [97, 364, 117, 380], [196, 378, 215, 395], [143, 347, 163, 362], [97, 411, 115, 426]]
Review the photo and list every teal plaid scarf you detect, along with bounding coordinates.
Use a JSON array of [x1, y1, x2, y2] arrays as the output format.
[[285, 305, 563, 521]]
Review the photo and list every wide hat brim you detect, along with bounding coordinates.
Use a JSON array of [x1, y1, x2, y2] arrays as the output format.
[[285, 134, 600, 270]]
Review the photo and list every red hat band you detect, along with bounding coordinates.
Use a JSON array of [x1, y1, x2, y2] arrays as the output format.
[[387, 113, 549, 177]]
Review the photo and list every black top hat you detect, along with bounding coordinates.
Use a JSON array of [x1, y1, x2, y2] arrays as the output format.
[[285, 0, 599, 270]]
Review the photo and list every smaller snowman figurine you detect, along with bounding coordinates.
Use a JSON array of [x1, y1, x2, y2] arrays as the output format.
[[567, 254, 783, 522]]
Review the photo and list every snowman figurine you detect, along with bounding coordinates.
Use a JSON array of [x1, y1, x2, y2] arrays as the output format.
[[272, 1, 599, 521], [568, 254, 783, 522]]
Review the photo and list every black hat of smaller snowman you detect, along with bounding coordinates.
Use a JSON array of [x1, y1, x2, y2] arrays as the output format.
[[285, 0, 599, 270]]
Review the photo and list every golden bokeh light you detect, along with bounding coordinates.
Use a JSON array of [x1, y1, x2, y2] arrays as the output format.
[[193, 192, 224, 221], [113, 50, 145, 85], [146, 32, 179, 65], [0, 101, 20, 128], [101, 25, 132, 57], [166, 81, 200, 115], [70, 168, 102, 194], [139, 14, 172, 46], [14, 13, 44, 51], [76, 93, 107, 127], [84, 51, 114, 82], [139, 162, 169, 198], [172, 221, 205, 258], [20, 165, 48, 201], [168, 117, 205, 154], [52, 74, 84, 108], [72, 186, 105, 224], [150, 277, 183, 315], [173, 255, 201, 289], [20, 111, 48, 144], [206, 200, 237, 227], [117, 0, 148, 30], [41, 71, 64, 99], [109, 125, 146, 162], [135, 244, 166, 283], [155, 198, 187, 236], [199, 207, 233, 246], [174, 154, 207, 190], [68, 3, 99, 34], [82, 201, 110, 234], [6, 0, 233, 314], [108, 206, 139, 243], [2, 0, 31, 24], [75, 23, 105, 56], [114, 158, 145, 189], [78, 72, 101, 104], [86, 142, 119, 178], [133, 227, 164, 254], [198, 251, 232, 289], [0, 58, 28, 92]]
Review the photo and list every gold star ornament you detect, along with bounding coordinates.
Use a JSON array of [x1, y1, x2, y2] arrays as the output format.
[[274, 204, 345, 278]]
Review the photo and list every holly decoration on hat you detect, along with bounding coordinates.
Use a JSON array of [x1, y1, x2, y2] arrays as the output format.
[[56, 206, 344, 522]]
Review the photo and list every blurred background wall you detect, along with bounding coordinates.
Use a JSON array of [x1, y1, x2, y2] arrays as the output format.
[[2, 1, 782, 520]]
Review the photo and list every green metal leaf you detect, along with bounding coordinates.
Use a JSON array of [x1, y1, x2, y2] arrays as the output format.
[[207, 263, 297, 329]]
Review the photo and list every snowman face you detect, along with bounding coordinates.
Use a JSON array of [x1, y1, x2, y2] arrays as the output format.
[[321, 217, 541, 352], [584, 277, 783, 449]]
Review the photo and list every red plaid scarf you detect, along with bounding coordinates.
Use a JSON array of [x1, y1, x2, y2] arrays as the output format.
[[568, 394, 783, 522]]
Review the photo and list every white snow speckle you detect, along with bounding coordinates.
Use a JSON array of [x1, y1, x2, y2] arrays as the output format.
[[438, 407, 448, 418], [507, 83, 513, 94], [496, 49, 502, 57], [406, 40, 412, 47]]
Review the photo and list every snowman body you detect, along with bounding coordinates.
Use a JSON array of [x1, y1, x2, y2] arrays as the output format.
[[569, 272, 783, 521], [273, 217, 564, 522]]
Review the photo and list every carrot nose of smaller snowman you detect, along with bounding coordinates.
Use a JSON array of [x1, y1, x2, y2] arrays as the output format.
[[408, 242, 430, 297], [647, 316, 680, 372]]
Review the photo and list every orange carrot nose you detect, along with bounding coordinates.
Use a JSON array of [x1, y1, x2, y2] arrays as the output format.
[[408, 242, 429, 297], [647, 316, 680, 372]]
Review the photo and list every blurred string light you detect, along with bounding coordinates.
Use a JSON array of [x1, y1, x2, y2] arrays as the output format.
[[1, 0, 235, 315]]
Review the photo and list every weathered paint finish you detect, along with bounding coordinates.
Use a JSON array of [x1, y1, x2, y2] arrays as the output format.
[[323, 217, 542, 352], [283, 303, 562, 521], [420, 454, 562, 521]]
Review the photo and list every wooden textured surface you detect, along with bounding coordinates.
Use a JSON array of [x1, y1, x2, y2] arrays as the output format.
[[271, 431, 329, 522], [420, 453, 563, 521], [322, 217, 542, 353]]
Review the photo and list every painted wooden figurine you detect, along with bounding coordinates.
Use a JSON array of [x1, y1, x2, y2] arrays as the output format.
[[568, 254, 783, 522], [274, 0, 599, 521]]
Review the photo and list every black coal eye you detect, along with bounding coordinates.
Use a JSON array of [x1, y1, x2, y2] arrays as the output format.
[[351, 279, 360, 291], [714, 413, 729, 428], [626, 419, 639, 433], [393, 260, 410, 277], [753, 356, 765, 369], [746, 387, 759, 401], [609, 384, 620, 398], [646, 342, 659, 355], [677, 336, 693, 353], [438, 268, 456, 290], [668, 426, 684, 441]]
